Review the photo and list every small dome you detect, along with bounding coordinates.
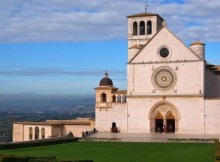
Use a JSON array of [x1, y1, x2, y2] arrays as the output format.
[[190, 40, 205, 46], [99, 73, 113, 86]]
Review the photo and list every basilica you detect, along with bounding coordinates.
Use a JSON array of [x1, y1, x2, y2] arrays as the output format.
[[95, 12, 220, 135], [13, 11, 220, 142]]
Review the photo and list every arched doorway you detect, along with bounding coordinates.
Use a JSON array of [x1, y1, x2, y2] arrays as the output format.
[[35, 127, 39, 140], [41, 128, 45, 139], [29, 127, 33, 140], [112, 122, 117, 133], [155, 112, 163, 133], [166, 112, 175, 132], [149, 101, 180, 133]]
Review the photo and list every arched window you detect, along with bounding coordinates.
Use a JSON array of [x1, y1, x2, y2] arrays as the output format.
[[112, 95, 116, 102], [147, 21, 152, 34], [139, 21, 145, 35], [41, 128, 45, 139], [122, 95, 126, 102], [35, 127, 39, 140], [117, 95, 121, 102], [133, 22, 138, 35], [29, 127, 33, 140], [101, 93, 107, 102]]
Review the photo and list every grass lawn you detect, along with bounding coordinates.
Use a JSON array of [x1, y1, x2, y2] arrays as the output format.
[[0, 141, 215, 162]]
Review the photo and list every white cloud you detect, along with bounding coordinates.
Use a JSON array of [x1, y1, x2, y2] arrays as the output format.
[[0, 0, 220, 43], [154, 0, 220, 42], [0, 67, 126, 77]]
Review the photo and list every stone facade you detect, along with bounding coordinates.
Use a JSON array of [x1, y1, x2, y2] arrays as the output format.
[[13, 11, 220, 142], [95, 12, 220, 135], [13, 118, 94, 142]]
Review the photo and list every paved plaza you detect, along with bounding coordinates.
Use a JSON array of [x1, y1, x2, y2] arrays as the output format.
[[87, 132, 220, 142]]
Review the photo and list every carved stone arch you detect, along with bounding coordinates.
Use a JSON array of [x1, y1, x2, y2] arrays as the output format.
[[166, 111, 175, 119], [155, 111, 163, 119], [149, 100, 180, 133], [149, 100, 180, 120]]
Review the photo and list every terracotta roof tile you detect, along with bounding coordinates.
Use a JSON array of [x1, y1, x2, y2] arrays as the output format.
[[112, 90, 127, 95], [14, 118, 94, 126], [127, 12, 164, 20]]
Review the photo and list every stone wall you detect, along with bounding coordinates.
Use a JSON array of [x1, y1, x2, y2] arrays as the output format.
[[127, 96, 205, 134], [205, 99, 220, 134], [127, 61, 204, 96], [13, 124, 24, 142], [23, 125, 52, 141], [95, 103, 127, 132], [64, 125, 93, 137]]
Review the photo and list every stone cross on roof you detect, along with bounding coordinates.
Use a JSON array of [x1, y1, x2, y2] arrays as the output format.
[[145, 2, 149, 13]]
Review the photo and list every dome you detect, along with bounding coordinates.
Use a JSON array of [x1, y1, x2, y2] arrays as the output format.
[[190, 40, 205, 46], [99, 73, 113, 86]]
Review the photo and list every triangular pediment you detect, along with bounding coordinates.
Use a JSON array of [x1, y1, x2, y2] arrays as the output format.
[[129, 27, 201, 64]]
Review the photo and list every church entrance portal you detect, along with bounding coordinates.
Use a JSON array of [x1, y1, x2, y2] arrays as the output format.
[[149, 101, 179, 133]]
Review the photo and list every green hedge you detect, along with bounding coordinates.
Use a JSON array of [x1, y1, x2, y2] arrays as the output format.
[[28, 159, 56, 162], [0, 138, 79, 150], [0, 155, 56, 162], [0, 155, 93, 162], [0, 156, 28, 162], [59, 161, 93, 162]]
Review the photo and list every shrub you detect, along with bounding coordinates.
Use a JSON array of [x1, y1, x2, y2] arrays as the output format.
[[0, 155, 57, 162], [60, 161, 93, 162], [28, 159, 56, 162], [0, 138, 79, 150], [0, 155, 29, 162]]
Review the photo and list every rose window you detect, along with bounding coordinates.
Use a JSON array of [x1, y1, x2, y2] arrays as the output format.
[[152, 66, 177, 91]]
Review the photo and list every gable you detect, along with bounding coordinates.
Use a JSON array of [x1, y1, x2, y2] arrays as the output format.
[[130, 27, 201, 63]]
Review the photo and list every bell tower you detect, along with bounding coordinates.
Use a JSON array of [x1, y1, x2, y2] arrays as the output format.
[[94, 73, 118, 109], [127, 12, 164, 61]]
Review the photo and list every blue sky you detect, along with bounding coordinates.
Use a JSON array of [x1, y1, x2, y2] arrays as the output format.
[[0, 0, 220, 95]]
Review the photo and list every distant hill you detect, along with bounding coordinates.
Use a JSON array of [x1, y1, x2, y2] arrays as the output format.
[[0, 94, 95, 110]]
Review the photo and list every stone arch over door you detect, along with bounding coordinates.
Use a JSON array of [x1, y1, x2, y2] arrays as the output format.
[[149, 100, 180, 133]]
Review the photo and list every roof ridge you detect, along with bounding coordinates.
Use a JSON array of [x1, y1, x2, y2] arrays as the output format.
[[128, 26, 165, 64], [164, 27, 202, 60], [128, 26, 203, 64], [127, 12, 164, 20]]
